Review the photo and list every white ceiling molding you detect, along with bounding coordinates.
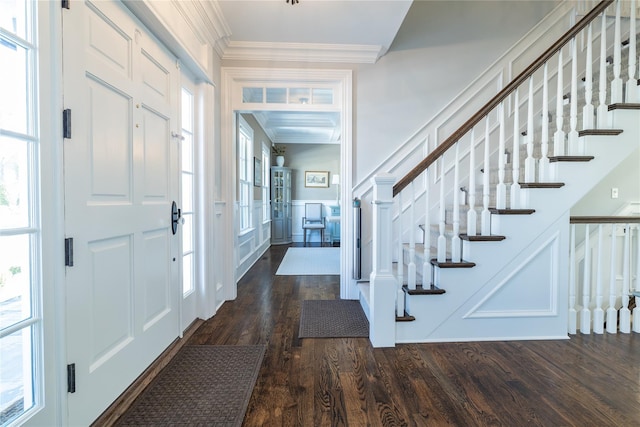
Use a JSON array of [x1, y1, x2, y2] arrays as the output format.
[[222, 41, 384, 64], [178, 0, 233, 58]]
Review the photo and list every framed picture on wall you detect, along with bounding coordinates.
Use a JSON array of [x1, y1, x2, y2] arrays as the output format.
[[304, 171, 329, 188], [254, 157, 262, 187]]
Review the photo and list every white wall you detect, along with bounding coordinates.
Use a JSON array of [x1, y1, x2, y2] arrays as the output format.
[[282, 143, 341, 201]]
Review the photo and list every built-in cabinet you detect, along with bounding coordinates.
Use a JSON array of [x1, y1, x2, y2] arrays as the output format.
[[271, 167, 292, 244]]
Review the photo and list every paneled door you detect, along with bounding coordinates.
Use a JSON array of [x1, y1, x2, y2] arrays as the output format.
[[62, 1, 180, 424]]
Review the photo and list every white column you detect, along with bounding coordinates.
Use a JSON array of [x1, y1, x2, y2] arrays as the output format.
[[569, 224, 577, 334], [481, 119, 491, 235], [511, 90, 521, 208], [606, 224, 618, 334], [496, 103, 507, 209], [422, 168, 432, 284], [452, 142, 461, 262], [568, 37, 580, 154], [370, 174, 397, 347], [539, 63, 551, 182], [554, 48, 566, 156], [626, 0, 638, 102], [407, 182, 417, 289], [580, 224, 592, 334], [397, 191, 404, 290], [583, 22, 595, 130], [467, 129, 478, 236], [611, 0, 623, 104], [594, 224, 605, 334], [597, 11, 609, 129], [437, 156, 447, 262], [619, 224, 631, 333], [524, 77, 536, 182]]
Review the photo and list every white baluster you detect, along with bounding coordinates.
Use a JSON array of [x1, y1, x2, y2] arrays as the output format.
[[620, 223, 631, 333], [423, 168, 432, 285], [496, 103, 507, 209], [397, 191, 404, 290], [583, 22, 595, 130], [524, 77, 535, 183], [539, 63, 550, 182], [437, 156, 446, 263], [452, 142, 461, 262], [611, 0, 623, 104], [407, 182, 417, 290], [568, 37, 580, 154], [633, 224, 640, 333], [606, 224, 618, 334], [554, 48, 566, 156], [594, 224, 605, 334], [569, 224, 577, 334], [481, 119, 491, 236], [626, 0, 638, 102], [581, 224, 592, 334], [467, 129, 477, 236], [597, 11, 609, 129], [511, 90, 521, 208]]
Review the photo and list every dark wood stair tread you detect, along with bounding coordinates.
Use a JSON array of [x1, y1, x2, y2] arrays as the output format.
[[403, 284, 446, 295], [578, 129, 623, 136], [519, 182, 565, 189], [608, 103, 640, 110], [396, 311, 416, 322], [460, 234, 506, 242], [489, 208, 535, 215], [430, 258, 476, 268], [549, 156, 594, 162]]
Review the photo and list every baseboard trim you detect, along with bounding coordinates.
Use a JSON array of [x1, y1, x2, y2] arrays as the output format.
[[91, 318, 204, 426]]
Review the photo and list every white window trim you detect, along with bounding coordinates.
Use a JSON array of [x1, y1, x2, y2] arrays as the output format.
[[237, 115, 253, 234], [261, 142, 270, 224]]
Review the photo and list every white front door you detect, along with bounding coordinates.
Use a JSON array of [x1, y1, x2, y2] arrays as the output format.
[[62, 1, 180, 424]]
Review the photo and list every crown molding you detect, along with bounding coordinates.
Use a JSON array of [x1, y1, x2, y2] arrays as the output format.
[[222, 41, 384, 64]]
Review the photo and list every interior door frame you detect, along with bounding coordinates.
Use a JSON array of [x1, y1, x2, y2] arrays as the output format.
[[220, 67, 356, 300]]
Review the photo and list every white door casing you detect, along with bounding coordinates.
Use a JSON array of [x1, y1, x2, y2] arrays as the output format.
[[62, 0, 180, 424]]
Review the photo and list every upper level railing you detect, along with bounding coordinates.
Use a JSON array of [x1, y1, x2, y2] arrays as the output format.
[[393, 0, 615, 197]]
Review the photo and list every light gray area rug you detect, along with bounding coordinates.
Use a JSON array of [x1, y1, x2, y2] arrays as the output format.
[[115, 345, 265, 427], [276, 247, 340, 275], [299, 300, 369, 338]]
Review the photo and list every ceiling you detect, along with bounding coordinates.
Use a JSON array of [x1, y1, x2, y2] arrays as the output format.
[[217, 0, 413, 145]]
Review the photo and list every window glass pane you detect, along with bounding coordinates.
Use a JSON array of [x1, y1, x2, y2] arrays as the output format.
[[312, 88, 333, 105], [0, 326, 35, 424], [265, 88, 286, 104], [181, 173, 193, 213], [289, 88, 310, 104], [181, 213, 192, 254], [181, 135, 193, 174], [182, 252, 193, 295], [0, 0, 27, 40], [0, 234, 32, 330], [180, 88, 193, 133], [242, 87, 263, 103], [0, 40, 28, 135], [0, 136, 30, 229]]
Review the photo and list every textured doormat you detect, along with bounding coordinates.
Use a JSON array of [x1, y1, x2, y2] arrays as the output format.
[[276, 247, 340, 275], [115, 345, 265, 427], [299, 300, 369, 338]]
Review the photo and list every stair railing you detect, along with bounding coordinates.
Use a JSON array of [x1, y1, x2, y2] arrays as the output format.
[[368, 0, 639, 345], [569, 216, 640, 334]]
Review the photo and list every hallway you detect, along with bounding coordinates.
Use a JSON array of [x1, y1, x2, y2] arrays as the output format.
[[178, 245, 640, 426]]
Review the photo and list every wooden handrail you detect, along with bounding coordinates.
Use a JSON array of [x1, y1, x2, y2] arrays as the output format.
[[570, 216, 640, 224], [393, 0, 614, 197]]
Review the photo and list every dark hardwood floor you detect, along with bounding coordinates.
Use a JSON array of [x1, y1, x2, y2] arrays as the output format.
[[189, 244, 640, 426]]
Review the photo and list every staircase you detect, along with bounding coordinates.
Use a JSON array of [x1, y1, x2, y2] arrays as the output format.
[[360, 0, 640, 347]]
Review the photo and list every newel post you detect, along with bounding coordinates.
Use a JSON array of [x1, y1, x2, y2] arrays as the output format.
[[369, 174, 397, 347]]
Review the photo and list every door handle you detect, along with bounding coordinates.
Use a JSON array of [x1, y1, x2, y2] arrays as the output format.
[[171, 201, 181, 235]]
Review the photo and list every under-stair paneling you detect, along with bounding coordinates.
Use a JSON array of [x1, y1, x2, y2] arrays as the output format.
[[398, 215, 570, 343]]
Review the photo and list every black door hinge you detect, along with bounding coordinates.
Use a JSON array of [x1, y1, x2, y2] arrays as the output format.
[[67, 363, 76, 393], [65, 238, 74, 267], [63, 109, 71, 139], [62, 0, 70, 9]]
